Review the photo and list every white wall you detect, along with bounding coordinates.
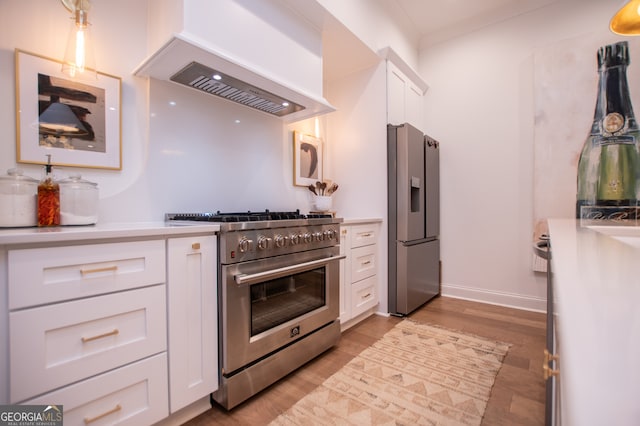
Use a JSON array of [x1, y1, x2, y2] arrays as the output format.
[[418, 0, 624, 310], [0, 0, 149, 205], [317, 0, 419, 72], [0, 0, 332, 222]]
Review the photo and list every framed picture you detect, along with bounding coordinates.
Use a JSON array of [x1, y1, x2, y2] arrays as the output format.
[[293, 131, 323, 187], [15, 49, 122, 170]]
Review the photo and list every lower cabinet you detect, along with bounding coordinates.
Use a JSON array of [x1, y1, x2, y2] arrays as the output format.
[[9, 285, 167, 403], [25, 354, 169, 426], [340, 222, 380, 326], [167, 235, 218, 413], [3, 231, 219, 425]]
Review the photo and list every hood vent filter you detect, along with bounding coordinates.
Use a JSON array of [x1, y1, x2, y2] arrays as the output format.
[[171, 62, 304, 117]]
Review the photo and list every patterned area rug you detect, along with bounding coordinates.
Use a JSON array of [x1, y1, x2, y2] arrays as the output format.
[[270, 319, 510, 426]]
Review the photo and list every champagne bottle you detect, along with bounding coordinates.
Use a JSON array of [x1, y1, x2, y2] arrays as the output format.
[[576, 41, 640, 220]]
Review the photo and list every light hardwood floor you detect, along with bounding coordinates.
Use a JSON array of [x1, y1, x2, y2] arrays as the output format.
[[185, 296, 546, 425]]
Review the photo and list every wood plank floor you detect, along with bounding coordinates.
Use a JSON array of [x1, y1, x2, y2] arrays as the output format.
[[184, 296, 546, 425]]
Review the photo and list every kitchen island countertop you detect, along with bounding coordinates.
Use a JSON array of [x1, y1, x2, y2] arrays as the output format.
[[547, 218, 640, 425], [0, 221, 220, 246]]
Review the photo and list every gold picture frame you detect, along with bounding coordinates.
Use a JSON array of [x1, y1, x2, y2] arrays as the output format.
[[15, 49, 122, 170], [293, 131, 323, 187]]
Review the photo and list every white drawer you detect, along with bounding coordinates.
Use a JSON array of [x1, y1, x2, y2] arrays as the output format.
[[351, 275, 378, 318], [9, 240, 166, 309], [351, 244, 377, 283], [25, 353, 169, 426], [10, 285, 167, 403], [350, 224, 378, 248]]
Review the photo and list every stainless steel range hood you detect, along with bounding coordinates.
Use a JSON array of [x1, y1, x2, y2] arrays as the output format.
[[170, 61, 304, 117], [134, 35, 335, 122]]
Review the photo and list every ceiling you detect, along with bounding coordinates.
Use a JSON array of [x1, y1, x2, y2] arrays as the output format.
[[382, 0, 564, 47]]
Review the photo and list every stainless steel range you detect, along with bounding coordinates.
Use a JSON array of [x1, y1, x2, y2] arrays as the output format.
[[165, 210, 343, 409]]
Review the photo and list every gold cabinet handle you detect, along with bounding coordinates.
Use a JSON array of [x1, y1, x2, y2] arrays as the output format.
[[192, 242, 201, 250], [544, 349, 560, 362], [362, 293, 371, 299], [543, 349, 559, 380], [81, 329, 119, 343], [84, 404, 122, 424], [543, 363, 559, 380], [362, 260, 371, 265], [80, 265, 118, 276], [360, 233, 372, 237]]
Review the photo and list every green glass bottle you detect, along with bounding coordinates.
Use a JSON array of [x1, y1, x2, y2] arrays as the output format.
[[576, 41, 640, 220]]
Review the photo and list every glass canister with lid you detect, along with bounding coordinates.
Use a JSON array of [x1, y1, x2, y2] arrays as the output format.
[[59, 174, 99, 225], [0, 168, 38, 227]]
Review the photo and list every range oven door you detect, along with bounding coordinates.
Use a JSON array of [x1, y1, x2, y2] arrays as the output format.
[[220, 246, 343, 376]]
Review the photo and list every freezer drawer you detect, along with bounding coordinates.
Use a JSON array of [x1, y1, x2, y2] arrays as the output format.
[[395, 239, 440, 315]]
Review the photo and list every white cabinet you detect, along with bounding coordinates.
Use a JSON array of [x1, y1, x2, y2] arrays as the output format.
[[340, 222, 380, 327], [26, 354, 169, 426], [167, 235, 218, 413], [387, 61, 425, 132], [6, 240, 169, 424], [8, 240, 166, 309]]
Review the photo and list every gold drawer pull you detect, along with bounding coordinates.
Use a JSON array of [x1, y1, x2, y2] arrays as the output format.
[[362, 293, 371, 299], [543, 349, 560, 380], [362, 260, 371, 265], [543, 363, 559, 380], [360, 233, 372, 237], [544, 349, 560, 363], [84, 404, 122, 424], [81, 329, 119, 343], [192, 242, 201, 250], [81, 265, 118, 276]]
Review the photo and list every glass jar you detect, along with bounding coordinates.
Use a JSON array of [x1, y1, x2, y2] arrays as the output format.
[[0, 168, 38, 227], [59, 174, 99, 225]]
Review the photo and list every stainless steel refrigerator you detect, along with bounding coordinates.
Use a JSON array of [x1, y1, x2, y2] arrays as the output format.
[[388, 123, 440, 316]]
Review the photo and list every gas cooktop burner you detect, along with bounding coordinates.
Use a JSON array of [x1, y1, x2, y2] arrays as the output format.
[[166, 209, 333, 223], [165, 210, 340, 233]]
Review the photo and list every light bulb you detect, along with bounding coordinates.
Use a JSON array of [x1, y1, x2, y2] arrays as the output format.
[[75, 27, 86, 71], [62, 5, 96, 78]]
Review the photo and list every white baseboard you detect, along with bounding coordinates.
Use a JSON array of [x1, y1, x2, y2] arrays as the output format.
[[441, 283, 546, 313]]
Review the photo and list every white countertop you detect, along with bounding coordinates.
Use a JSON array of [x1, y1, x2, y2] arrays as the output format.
[[0, 217, 371, 246], [342, 217, 383, 225], [0, 222, 220, 246], [547, 218, 640, 425]]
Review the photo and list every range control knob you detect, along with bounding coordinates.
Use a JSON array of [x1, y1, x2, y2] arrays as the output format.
[[289, 233, 301, 245], [238, 237, 253, 253], [313, 231, 323, 241], [302, 232, 312, 243], [274, 234, 286, 248], [257, 235, 272, 250], [324, 229, 336, 240]]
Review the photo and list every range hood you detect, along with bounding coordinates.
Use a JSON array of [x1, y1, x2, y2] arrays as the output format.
[[134, 35, 335, 122]]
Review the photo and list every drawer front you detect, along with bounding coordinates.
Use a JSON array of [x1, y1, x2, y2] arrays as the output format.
[[350, 224, 378, 248], [26, 353, 169, 426], [10, 285, 167, 403], [351, 244, 377, 283], [351, 275, 378, 318], [9, 240, 166, 309]]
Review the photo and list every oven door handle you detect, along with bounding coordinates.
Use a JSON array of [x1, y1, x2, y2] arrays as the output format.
[[234, 255, 346, 286]]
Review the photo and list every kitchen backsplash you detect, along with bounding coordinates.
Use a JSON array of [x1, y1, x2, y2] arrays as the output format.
[[98, 78, 317, 223]]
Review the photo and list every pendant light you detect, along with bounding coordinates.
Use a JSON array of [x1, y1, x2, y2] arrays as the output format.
[[61, 0, 96, 78], [611, 0, 640, 35]]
